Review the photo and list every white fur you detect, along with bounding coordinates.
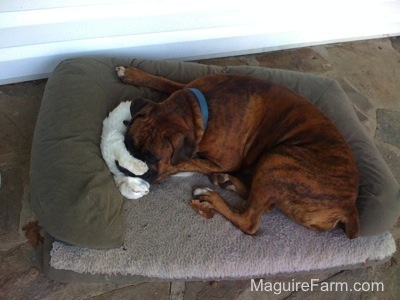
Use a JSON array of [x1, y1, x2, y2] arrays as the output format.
[[115, 66, 125, 78], [193, 187, 213, 197], [101, 101, 150, 199], [172, 172, 195, 177]]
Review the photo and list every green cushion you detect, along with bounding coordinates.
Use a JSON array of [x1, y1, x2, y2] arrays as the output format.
[[30, 57, 400, 248]]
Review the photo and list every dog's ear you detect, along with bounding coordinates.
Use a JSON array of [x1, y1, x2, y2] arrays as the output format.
[[130, 98, 154, 117], [169, 133, 198, 166]]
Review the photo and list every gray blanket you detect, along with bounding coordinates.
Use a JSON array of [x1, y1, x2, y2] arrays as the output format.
[[50, 173, 396, 279]]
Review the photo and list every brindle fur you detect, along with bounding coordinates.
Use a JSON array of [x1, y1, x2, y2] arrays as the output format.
[[120, 66, 360, 239]]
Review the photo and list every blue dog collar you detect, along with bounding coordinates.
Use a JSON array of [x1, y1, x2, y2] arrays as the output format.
[[187, 88, 209, 129]]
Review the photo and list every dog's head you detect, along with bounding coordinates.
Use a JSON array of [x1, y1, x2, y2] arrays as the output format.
[[125, 97, 198, 182]]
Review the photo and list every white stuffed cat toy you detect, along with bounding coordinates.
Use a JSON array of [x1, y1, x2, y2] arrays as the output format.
[[101, 101, 150, 199]]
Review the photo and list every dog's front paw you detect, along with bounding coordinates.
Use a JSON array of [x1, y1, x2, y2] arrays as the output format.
[[209, 173, 248, 199], [209, 173, 236, 191], [193, 187, 214, 198], [116, 176, 150, 200], [114, 66, 150, 86], [115, 66, 126, 79]]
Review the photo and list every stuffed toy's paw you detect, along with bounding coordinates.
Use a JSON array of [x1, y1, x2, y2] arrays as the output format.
[[114, 176, 150, 199]]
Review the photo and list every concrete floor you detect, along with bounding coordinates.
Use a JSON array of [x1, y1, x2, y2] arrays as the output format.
[[1, 37, 400, 299]]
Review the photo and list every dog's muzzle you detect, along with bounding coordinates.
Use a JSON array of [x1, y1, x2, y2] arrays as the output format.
[[139, 166, 158, 183]]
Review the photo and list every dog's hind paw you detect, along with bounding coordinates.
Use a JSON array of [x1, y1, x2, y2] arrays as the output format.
[[191, 187, 219, 219], [190, 200, 215, 219]]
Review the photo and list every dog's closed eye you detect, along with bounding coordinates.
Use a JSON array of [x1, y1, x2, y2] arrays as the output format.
[[140, 151, 160, 164]]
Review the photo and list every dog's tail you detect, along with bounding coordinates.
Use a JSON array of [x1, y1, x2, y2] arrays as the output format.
[[342, 208, 360, 239]]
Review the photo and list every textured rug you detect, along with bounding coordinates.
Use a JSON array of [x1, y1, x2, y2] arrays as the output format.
[[50, 173, 396, 280]]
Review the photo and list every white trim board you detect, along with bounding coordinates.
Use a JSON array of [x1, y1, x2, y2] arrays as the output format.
[[1, 0, 400, 85]]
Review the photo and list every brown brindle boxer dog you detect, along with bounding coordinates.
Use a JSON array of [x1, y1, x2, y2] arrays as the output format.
[[116, 66, 360, 239]]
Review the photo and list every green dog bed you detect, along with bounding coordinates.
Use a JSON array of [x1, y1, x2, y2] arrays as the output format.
[[30, 58, 399, 282]]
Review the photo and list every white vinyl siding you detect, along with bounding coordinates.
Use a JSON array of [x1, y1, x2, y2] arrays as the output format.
[[1, 0, 399, 84]]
